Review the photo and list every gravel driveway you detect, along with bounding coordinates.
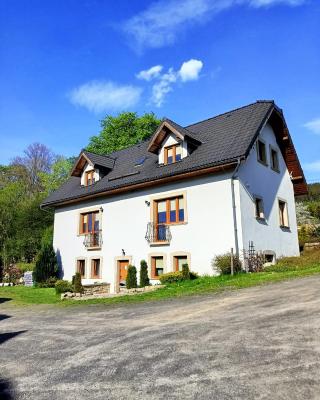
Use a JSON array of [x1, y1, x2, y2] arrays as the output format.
[[1, 275, 320, 400]]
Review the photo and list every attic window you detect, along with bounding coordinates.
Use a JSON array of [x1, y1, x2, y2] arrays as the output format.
[[257, 140, 267, 166], [164, 144, 182, 165], [85, 170, 95, 186], [135, 156, 147, 166]]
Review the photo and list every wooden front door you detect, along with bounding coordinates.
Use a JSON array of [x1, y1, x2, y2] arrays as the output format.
[[118, 260, 129, 281]]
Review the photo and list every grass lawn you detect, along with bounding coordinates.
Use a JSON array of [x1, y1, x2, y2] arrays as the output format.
[[1, 265, 320, 307]]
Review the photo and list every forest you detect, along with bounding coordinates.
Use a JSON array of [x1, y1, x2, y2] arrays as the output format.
[[0, 111, 319, 279]]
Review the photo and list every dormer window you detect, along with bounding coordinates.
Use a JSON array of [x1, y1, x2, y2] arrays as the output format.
[[85, 170, 95, 186], [164, 144, 182, 165]]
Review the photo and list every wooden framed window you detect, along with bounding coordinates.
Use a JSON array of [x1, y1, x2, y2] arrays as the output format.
[[79, 211, 100, 234], [257, 140, 267, 165], [77, 259, 86, 278], [173, 255, 188, 272], [270, 147, 280, 172], [91, 258, 101, 279], [85, 170, 95, 186], [155, 196, 184, 225], [164, 144, 182, 165], [151, 256, 164, 278], [278, 200, 289, 228], [254, 197, 265, 220]]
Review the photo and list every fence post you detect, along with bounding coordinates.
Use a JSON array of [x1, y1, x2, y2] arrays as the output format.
[[231, 247, 234, 276]]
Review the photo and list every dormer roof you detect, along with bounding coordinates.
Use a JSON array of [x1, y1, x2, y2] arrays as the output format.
[[147, 118, 202, 154], [70, 150, 115, 177]]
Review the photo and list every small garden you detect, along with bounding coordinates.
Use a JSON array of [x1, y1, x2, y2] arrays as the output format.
[[1, 248, 320, 307]]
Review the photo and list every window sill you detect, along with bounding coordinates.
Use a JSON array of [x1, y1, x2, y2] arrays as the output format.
[[280, 225, 290, 231], [256, 217, 267, 224], [86, 246, 102, 251], [257, 159, 268, 167], [149, 241, 170, 247], [271, 167, 280, 173]]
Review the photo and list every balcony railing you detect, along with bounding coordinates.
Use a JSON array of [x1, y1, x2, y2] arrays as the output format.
[[145, 222, 172, 244], [83, 230, 102, 248]]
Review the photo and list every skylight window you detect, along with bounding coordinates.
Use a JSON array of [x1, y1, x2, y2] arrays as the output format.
[[135, 156, 147, 166]]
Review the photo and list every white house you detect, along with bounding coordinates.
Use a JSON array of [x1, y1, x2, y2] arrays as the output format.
[[42, 101, 307, 293]]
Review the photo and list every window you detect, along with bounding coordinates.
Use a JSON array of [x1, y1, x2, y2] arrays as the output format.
[[151, 256, 164, 278], [85, 170, 95, 186], [174, 255, 188, 272], [164, 144, 182, 165], [91, 258, 101, 279], [278, 200, 289, 227], [77, 259, 86, 278], [270, 147, 279, 172], [254, 197, 265, 219], [257, 140, 267, 165], [155, 196, 184, 225], [79, 211, 100, 234]]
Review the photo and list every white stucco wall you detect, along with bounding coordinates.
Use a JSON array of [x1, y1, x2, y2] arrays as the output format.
[[53, 172, 237, 292], [237, 123, 299, 258]]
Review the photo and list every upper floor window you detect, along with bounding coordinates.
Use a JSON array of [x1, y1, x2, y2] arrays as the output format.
[[80, 211, 100, 234], [85, 170, 95, 186], [257, 140, 267, 165], [254, 197, 265, 220], [155, 196, 184, 225], [164, 144, 182, 165], [270, 147, 280, 172], [278, 200, 289, 228]]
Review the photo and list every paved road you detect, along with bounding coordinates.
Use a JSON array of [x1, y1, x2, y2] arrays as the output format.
[[1, 276, 320, 400]]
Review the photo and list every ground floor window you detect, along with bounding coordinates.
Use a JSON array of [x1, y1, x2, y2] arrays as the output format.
[[174, 255, 188, 272], [77, 259, 86, 278], [151, 256, 164, 279], [278, 199, 289, 228], [91, 258, 101, 279]]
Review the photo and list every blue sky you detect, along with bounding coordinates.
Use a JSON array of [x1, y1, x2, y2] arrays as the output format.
[[0, 0, 319, 181]]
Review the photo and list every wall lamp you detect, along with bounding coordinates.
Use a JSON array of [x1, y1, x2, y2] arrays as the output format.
[[145, 200, 150, 206]]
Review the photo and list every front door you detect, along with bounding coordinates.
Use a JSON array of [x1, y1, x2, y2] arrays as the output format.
[[118, 260, 129, 282]]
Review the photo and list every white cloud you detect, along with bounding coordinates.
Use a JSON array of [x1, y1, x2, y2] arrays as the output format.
[[136, 65, 163, 81], [304, 160, 320, 172], [123, 0, 306, 50], [151, 68, 178, 107], [69, 81, 142, 113], [179, 59, 203, 82], [304, 118, 320, 135]]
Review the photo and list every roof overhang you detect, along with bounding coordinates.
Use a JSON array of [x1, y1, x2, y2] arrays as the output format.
[[70, 153, 94, 177]]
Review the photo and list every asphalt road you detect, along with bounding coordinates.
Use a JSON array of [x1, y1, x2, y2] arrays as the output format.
[[1, 276, 320, 400]]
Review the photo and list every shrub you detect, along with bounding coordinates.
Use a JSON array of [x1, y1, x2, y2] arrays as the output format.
[[33, 243, 58, 283], [140, 260, 150, 287], [55, 280, 74, 294], [3, 264, 22, 284], [16, 262, 35, 274], [126, 265, 138, 289], [74, 272, 84, 293], [182, 263, 190, 280], [36, 277, 57, 288], [212, 253, 242, 275], [159, 271, 185, 284], [189, 271, 199, 280]]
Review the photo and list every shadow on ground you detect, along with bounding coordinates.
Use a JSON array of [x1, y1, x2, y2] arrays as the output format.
[[0, 298, 12, 304], [0, 377, 15, 400]]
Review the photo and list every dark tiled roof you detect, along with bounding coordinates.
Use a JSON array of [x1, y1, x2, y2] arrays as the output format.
[[83, 151, 115, 169], [42, 100, 274, 207]]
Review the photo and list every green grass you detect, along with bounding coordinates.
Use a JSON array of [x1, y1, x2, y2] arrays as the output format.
[[2, 265, 320, 307]]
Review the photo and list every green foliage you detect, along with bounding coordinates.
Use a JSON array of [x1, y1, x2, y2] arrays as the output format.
[[16, 262, 35, 274], [40, 156, 73, 194], [3, 264, 22, 283], [33, 243, 58, 283], [55, 279, 74, 294], [139, 260, 150, 287], [74, 272, 84, 293], [264, 248, 320, 272], [126, 265, 138, 289], [36, 277, 57, 288], [86, 112, 161, 155], [159, 270, 199, 284], [212, 253, 242, 275], [182, 263, 190, 280]]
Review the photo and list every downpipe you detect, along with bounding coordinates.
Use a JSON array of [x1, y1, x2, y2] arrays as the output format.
[[231, 158, 242, 257]]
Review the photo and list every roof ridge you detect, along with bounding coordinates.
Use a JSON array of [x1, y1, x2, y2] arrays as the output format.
[[185, 100, 275, 129]]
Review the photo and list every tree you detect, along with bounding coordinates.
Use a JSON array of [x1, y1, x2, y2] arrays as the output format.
[[12, 142, 54, 192], [139, 260, 150, 287], [33, 243, 58, 283], [40, 156, 73, 194], [74, 272, 84, 294], [182, 263, 190, 280], [86, 112, 161, 155], [126, 265, 137, 289]]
